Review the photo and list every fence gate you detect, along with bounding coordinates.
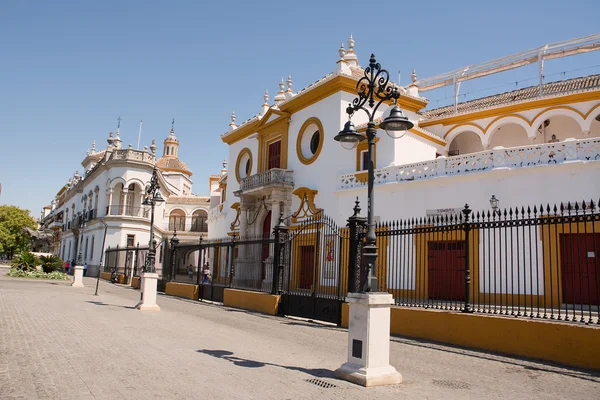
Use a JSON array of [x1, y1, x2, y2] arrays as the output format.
[[280, 215, 348, 325]]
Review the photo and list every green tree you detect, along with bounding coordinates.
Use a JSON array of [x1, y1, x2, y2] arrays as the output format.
[[0, 205, 37, 258]]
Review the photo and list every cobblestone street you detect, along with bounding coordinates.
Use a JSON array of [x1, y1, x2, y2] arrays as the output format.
[[0, 269, 598, 399]]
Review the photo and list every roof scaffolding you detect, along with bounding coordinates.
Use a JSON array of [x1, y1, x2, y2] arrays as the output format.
[[415, 33, 600, 114], [416, 33, 600, 92]]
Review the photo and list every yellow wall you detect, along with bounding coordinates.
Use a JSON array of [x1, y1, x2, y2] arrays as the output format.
[[130, 276, 140, 288], [340, 305, 600, 370], [100, 272, 111, 281], [223, 288, 280, 316], [165, 282, 199, 300]]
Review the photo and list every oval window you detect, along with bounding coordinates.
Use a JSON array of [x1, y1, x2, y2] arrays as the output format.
[[310, 130, 320, 155]]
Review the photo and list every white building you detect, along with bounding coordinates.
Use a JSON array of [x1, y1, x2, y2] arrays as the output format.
[[42, 125, 209, 278], [208, 34, 600, 238]]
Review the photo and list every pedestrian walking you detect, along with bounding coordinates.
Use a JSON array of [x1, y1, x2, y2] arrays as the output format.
[[64, 260, 70, 274], [187, 264, 194, 281], [202, 263, 211, 284]]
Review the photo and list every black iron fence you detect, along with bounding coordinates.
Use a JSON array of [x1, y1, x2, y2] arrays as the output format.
[[373, 200, 600, 324], [103, 244, 150, 285]]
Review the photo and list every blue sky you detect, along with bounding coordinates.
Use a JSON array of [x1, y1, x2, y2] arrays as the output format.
[[1, 0, 599, 217]]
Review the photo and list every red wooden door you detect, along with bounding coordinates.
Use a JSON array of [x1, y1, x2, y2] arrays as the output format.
[[299, 245, 315, 289], [261, 211, 271, 280], [560, 233, 599, 305], [428, 241, 466, 301], [268, 140, 281, 169]]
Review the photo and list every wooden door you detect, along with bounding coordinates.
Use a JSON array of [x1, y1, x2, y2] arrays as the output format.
[[261, 211, 271, 280], [299, 245, 315, 290], [428, 241, 466, 301], [268, 140, 281, 169], [560, 233, 599, 305]]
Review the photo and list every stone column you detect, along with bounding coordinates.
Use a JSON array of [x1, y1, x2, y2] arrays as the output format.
[[72, 265, 84, 288], [335, 292, 401, 387], [136, 272, 160, 311], [121, 187, 129, 215], [106, 188, 113, 216]]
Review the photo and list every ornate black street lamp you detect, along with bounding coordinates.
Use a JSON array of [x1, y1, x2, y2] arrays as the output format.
[[490, 195, 500, 215], [142, 166, 165, 273], [335, 54, 414, 292]]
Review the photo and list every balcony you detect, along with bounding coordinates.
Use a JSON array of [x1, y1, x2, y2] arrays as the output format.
[[338, 137, 600, 190], [237, 168, 294, 196], [107, 205, 149, 218]]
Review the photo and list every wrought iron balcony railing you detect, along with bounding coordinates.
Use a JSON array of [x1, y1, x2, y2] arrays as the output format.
[[239, 168, 294, 193]]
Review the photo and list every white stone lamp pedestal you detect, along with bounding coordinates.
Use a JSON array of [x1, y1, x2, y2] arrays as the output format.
[[71, 265, 85, 288], [335, 292, 401, 387], [135, 272, 160, 311]]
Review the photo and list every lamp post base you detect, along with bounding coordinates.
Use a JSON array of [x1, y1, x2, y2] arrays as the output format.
[[335, 292, 401, 387], [71, 265, 85, 288], [135, 272, 160, 312]]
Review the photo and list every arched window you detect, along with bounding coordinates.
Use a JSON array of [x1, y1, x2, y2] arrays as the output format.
[[191, 210, 208, 232], [169, 210, 186, 231], [126, 184, 136, 215]]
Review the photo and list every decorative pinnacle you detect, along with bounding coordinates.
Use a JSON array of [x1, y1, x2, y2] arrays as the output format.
[[222, 158, 227, 169], [411, 68, 417, 84], [279, 78, 285, 92], [352, 197, 361, 217], [231, 111, 236, 123], [91, 141, 96, 153], [117, 116, 121, 129], [171, 118, 175, 129], [338, 43, 346, 59], [369, 53, 377, 69], [348, 33, 354, 50], [263, 89, 269, 105], [286, 74, 293, 93]]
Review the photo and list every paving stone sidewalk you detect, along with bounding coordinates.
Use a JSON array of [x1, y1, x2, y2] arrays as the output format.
[[0, 271, 598, 399]]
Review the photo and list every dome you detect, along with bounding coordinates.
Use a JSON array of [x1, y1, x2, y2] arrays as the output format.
[[156, 156, 192, 176]]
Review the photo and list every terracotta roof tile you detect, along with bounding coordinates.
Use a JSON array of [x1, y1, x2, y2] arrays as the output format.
[[421, 74, 600, 120]]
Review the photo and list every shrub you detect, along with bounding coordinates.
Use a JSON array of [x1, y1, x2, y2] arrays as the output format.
[[7, 267, 69, 280], [39, 254, 64, 273], [10, 251, 40, 272]]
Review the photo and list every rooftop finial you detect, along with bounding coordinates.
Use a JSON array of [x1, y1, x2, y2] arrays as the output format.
[[150, 139, 157, 154], [229, 111, 237, 131], [91, 140, 96, 153], [274, 78, 286, 104], [343, 34, 358, 67], [338, 42, 346, 60], [222, 158, 227, 169], [117, 116, 121, 130], [261, 89, 270, 116], [107, 131, 114, 146], [171, 117, 175, 130], [114, 128, 122, 149], [286, 74, 293, 93], [411, 68, 417, 84]]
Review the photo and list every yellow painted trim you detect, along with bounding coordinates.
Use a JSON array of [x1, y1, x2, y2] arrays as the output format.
[[291, 187, 322, 223], [222, 75, 428, 146], [340, 305, 600, 370], [355, 137, 379, 171], [296, 117, 324, 165], [165, 282, 199, 300], [421, 90, 600, 127], [130, 276, 140, 288], [530, 105, 586, 124], [584, 102, 600, 119], [354, 171, 368, 183], [443, 122, 485, 139], [483, 113, 531, 133], [234, 148, 253, 184], [223, 288, 280, 315], [230, 202, 240, 231]]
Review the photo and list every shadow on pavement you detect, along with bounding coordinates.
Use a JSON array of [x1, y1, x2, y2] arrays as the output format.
[[390, 336, 600, 384], [196, 349, 335, 379], [86, 300, 137, 310]]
